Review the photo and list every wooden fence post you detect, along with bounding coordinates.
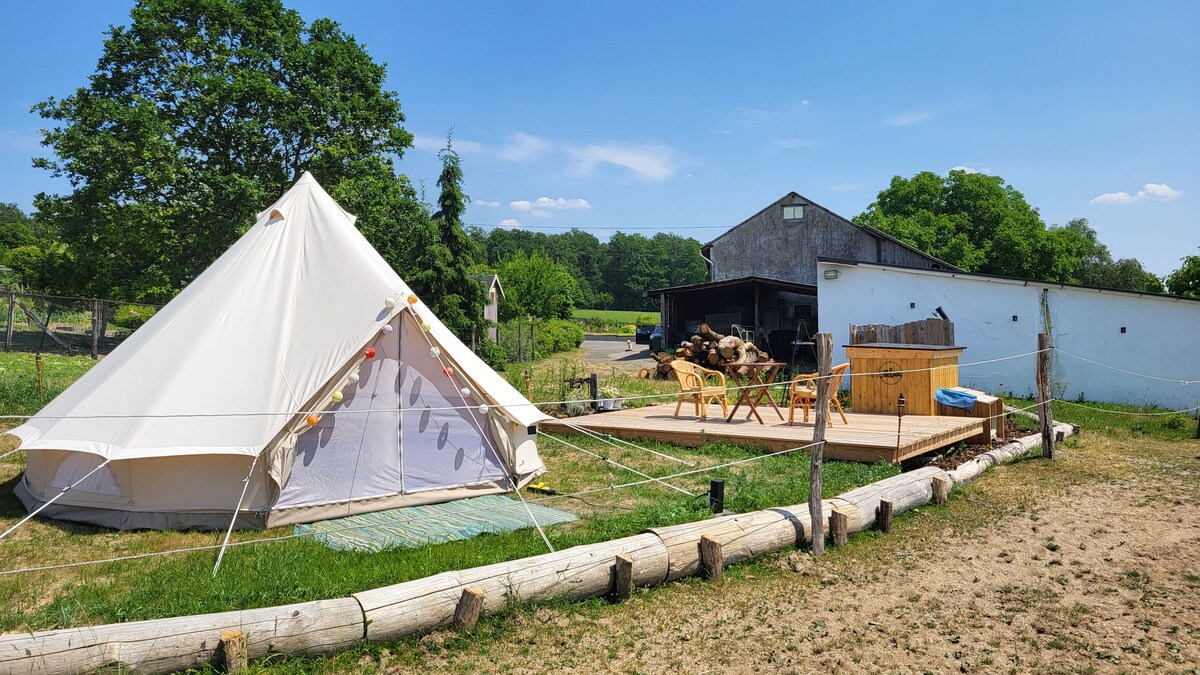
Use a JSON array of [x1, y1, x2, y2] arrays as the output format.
[[829, 510, 847, 547], [932, 476, 950, 505], [699, 535, 724, 582], [1037, 332, 1055, 459], [876, 499, 893, 533], [452, 588, 485, 630], [90, 300, 102, 360], [218, 630, 248, 673], [4, 291, 13, 351], [809, 332, 832, 555], [612, 554, 634, 601]]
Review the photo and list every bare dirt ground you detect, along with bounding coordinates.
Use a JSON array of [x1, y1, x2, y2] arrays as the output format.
[[346, 430, 1200, 675]]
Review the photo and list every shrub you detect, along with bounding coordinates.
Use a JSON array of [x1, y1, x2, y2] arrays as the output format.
[[110, 304, 158, 330], [535, 318, 584, 354], [1163, 413, 1190, 430], [499, 318, 584, 362], [474, 339, 507, 371]]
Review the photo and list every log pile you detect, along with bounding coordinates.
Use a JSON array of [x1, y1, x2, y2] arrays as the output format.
[[638, 323, 771, 379]]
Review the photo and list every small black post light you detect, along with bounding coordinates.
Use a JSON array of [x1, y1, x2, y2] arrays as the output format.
[[895, 393, 906, 455], [709, 478, 725, 514]]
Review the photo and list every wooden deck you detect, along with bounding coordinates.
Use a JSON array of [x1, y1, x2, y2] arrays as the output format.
[[538, 404, 985, 463]]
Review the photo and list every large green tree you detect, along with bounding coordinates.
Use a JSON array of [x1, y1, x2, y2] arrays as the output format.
[[1045, 218, 1163, 292], [404, 134, 483, 341], [1166, 248, 1200, 298], [858, 171, 1162, 291], [33, 0, 420, 301], [857, 170, 1047, 277], [497, 250, 580, 320]]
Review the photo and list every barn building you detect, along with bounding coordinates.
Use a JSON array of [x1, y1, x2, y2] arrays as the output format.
[[651, 192, 955, 364]]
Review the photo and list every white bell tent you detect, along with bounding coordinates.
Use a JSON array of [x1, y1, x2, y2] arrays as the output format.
[[6, 173, 548, 530]]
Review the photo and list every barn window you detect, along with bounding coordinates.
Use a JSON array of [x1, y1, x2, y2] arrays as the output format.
[[782, 205, 805, 221]]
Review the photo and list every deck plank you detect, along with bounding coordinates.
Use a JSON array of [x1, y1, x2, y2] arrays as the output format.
[[538, 404, 984, 463]]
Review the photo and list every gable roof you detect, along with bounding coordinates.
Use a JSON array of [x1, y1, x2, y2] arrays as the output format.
[[704, 192, 961, 272], [470, 273, 505, 298]]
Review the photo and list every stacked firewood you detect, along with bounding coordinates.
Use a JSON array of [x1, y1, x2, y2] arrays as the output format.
[[638, 323, 770, 379]]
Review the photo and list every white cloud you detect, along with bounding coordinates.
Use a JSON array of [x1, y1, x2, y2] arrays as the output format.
[[885, 110, 933, 127], [496, 132, 551, 162], [828, 183, 862, 192], [948, 165, 991, 175], [568, 143, 676, 181], [411, 131, 544, 161], [475, 200, 500, 208], [499, 218, 522, 229], [510, 197, 592, 217], [1090, 183, 1183, 205]]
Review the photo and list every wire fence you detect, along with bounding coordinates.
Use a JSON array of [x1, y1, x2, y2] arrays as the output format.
[[1, 288, 160, 358]]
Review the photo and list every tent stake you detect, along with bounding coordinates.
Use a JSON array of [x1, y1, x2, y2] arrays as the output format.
[[213, 454, 260, 577]]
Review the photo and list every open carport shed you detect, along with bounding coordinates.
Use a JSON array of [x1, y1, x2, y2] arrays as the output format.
[[648, 276, 818, 366]]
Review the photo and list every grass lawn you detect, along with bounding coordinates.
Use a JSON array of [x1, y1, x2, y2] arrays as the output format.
[[0, 347, 895, 634], [255, 398, 1200, 674], [0, 351, 97, 417], [570, 309, 658, 334]]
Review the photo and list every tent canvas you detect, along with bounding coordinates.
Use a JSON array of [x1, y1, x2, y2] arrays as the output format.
[[6, 173, 548, 530]]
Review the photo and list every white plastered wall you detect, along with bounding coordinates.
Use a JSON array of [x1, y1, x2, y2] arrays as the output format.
[[817, 261, 1200, 409]]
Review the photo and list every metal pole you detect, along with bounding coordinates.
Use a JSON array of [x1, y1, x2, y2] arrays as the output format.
[[589, 372, 599, 411], [709, 478, 725, 514]]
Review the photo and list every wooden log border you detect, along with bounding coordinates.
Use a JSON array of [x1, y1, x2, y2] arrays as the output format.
[[0, 423, 1076, 675]]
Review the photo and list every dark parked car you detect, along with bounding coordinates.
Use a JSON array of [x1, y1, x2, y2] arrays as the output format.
[[649, 324, 663, 352], [634, 324, 654, 344]]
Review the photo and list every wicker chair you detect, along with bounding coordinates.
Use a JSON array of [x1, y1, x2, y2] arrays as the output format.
[[669, 360, 729, 420], [788, 363, 850, 425]]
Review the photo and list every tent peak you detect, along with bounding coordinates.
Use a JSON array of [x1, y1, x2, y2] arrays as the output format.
[[294, 171, 318, 185]]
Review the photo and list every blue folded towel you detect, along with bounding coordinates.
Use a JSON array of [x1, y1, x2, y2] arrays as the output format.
[[936, 388, 977, 411]]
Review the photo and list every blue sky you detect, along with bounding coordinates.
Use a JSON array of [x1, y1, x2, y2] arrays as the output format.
[[1, 2, 1196, 276]]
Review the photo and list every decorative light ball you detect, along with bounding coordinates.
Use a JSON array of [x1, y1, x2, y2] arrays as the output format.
[[459, 386, 471, 398], [331, 390, 344, 403], [364, 348, 376, 359], [442, 366, 454, 378], [407, 294, 419, 306], [306, 414, 320, 427], [381, 324, 394, 334], [384, 297, 397, 308], [429, 346, 441, 359], [478, 404, 490, 415], [348, 372, 360, 384], [420, 321, 431, 332]]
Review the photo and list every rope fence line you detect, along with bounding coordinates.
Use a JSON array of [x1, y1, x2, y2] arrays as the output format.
[[0, 348, 1051, 423], [0, 438, 826, 578], [1054, 348, 1200, 385], [1051, 399, 1200, 417]]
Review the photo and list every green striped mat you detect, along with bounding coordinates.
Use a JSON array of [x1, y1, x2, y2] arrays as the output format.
[[294, 494, 578, 552]]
